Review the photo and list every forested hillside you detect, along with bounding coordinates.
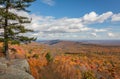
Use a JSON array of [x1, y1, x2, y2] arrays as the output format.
[[0, 41, 120, 79]]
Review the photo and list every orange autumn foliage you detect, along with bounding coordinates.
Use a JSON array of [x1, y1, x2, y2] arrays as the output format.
[[0, 41, 120, 79], [9, 45, 26, 59], [28, 56, 47, 79]]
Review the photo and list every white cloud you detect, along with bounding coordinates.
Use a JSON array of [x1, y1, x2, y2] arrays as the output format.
[[97, 12, 113, 23], [41, 0, 55, 6], [111, 13, 120, 22], [9, 9, 30, 17], [4, 9, 120, 40], [27, 11, 120, 40], [108, 32, 115, 37], [82, 11, 113, 24], [29, 12, 113, 35], [29, 14, 91, 34], [94, 29, 107, 32], [83, 12, 98, 23], [91, 33, 97, 37], [0, 5, 3, 8], [107, 32, 120, 38]]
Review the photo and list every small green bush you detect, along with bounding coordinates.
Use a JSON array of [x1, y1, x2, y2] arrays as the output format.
[[45, 52, 52, 62], [32, 54, 39, 59], [83, 71, 96, 79], [28, 49, 33, 54]]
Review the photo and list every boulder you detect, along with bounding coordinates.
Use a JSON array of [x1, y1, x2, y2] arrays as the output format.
[[0, 67, 34, 79], [10, 59, 31, 73], [0, 62, 7, 69], [0, 57, 34, 79]]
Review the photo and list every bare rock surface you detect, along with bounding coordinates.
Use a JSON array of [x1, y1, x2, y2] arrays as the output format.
[[0, 57, 34, 79]]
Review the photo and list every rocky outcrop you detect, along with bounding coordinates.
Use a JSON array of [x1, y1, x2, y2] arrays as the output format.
[[0, 58, 34, 79], [10, 59, 31, 73]]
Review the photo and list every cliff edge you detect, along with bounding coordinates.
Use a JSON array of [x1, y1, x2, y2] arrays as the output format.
[[0, 57, 34, 79]]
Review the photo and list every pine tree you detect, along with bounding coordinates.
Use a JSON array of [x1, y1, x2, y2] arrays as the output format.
[[0, 0, 36, 59]]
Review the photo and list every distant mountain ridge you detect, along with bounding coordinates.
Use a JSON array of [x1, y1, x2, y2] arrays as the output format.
[[77, 40, 120, 46], [44, 40, 61, 45], [37, 40, 120, 46]]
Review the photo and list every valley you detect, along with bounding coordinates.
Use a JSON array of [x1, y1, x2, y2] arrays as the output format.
[[0, 40, 120, 79]]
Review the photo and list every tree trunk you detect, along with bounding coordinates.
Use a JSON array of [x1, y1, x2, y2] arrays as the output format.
[[4, 1, 10, 60], [4, 33, 9, 59]]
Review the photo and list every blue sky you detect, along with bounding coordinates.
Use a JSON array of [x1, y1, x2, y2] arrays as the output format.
[[25, 0, 120, 40], [29, 0, 120, 18]]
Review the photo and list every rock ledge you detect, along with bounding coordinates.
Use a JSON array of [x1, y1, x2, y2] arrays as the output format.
[[0, 57, 34, 79]]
